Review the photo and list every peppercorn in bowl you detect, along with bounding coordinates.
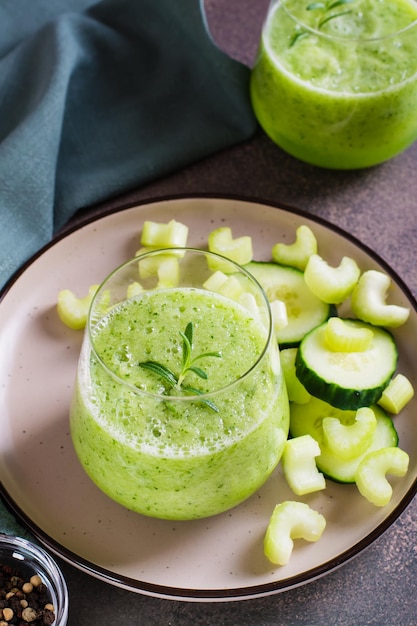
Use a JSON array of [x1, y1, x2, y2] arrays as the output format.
[[0, 534, 68, 625]]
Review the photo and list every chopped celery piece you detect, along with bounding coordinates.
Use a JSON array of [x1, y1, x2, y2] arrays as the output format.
[[264, 501, 326, 566], [272, 225, 318, 271], [322, 407, 376, 460], [126, 281, 144, 298], [378, 373, 415, 414], [140, 219, 188, 248], [282, 435, 326, 495], [203, 271, 245, 300], [355, 447, 409, 506], [138, 254, 179, 287], [351, 270, 410, 328], [304, 254, 360, 304], [136, 245, 186, 259], [270, 299, 288, 332], [207, 227, 253, 271], [57, 284, 99, 330], [280, 348, 311, 404], [324, 317, 373, 352]]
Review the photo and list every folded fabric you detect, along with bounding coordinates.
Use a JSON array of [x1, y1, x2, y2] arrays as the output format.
[[0, 0, 257, 535], [0, 498, 34, 541], [0, 0, 257, 292]]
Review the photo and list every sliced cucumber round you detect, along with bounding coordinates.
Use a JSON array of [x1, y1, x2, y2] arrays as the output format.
[[295, 319, 398, 410], [244, 261, 335, 348], [289, 397, 398, 483]]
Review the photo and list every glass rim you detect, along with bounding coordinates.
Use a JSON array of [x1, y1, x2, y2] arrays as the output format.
[[87, 247, 275, 402], [276, 0, 417, 44]]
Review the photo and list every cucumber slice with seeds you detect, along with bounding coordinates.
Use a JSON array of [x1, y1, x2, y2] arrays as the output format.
[[244, 261, 335, 348], [296, 319, 398, 410]]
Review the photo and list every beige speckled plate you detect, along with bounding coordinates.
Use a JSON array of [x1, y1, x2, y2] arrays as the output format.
[[1, 196, 416, 601]]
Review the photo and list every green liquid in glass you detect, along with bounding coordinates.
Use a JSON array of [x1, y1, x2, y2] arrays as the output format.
[[251, 0, 417, 168], [70, 288, 289, 520]]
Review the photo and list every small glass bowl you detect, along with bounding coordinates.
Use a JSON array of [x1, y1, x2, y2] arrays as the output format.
[[0, 533, 69, 625]]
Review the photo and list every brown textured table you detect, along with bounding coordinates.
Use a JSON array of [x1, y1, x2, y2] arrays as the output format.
[[60, 1, 417, 623]]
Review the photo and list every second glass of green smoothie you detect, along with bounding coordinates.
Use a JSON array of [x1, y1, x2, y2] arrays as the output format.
[[70, 248, 289, 520], [250, 0, 417, 169]]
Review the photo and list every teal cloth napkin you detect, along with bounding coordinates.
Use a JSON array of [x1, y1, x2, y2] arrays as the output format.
[[0, 0, 256, 292], [0, 0, 256, 536]]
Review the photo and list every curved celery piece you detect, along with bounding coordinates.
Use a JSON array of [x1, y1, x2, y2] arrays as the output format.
[[322, 407, 376, 460], [207, 227, 253, 271], [378, 373, 415, 414], [272, 224, 318, 271], [264, 501, 326, 566], [324, 317, 374, 352], [203, 270, 245, 301], [138, 254, 179, 288], [304, 254, 361, 304], [140, 219, 189, 248], [57, 284, 99, 330], [280, 348, 311, 404], [282, 434, 326, 495], [355, 447, 409, 506], [351, 270, 410, 328]]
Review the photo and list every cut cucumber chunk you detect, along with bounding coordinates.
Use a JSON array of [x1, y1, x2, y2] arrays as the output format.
[[244, 261, 335, 348], [295, 319, 398, 410], [290, 397, 398, 483]]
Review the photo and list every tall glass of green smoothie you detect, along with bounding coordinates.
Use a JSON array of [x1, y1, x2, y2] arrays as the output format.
[[70, 249, 289, 520], [250, 0, 417, 169]]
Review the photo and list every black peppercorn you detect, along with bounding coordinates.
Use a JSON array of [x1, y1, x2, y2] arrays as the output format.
[[0, 565, 56, 625]]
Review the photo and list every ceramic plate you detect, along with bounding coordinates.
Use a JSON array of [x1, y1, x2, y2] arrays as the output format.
[[1, 196, 416, 601]]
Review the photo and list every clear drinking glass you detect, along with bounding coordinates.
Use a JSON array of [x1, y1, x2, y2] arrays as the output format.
[[70, 248, 289, 520], [250, 0, 417, 169]]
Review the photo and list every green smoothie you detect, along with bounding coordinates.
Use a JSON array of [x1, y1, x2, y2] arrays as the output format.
[[70, 288, 289, 520], [250, 0, 417, 169]]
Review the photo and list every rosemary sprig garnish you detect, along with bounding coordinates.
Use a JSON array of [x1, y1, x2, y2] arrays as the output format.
[[290, 0, 355, 47], [139, 322, 222, 412]]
